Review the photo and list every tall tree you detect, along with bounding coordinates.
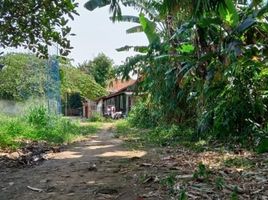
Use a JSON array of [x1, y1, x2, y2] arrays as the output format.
[[0, 53, 47, 101], [0, 0, 78, 58], [78, 53, 114, 88]]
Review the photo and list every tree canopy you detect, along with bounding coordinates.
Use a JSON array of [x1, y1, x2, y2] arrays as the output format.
[[61, 59, 107, 100], [0, 53, 106, 101], [0, 0, 78, 58], [0, 53, 47, 100], [78, 53, 115, 88]]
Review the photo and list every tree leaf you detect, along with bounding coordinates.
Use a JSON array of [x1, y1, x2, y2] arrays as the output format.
[[126, 25, 143, 34], [179, 44, 195, 53], [111, 15, 140, 23], [84, 0, 111, 11], [218, 0, 239, 27], [236, 16, 256, 33], [116, 45, 148, 53], [139, 13, 160, 44]]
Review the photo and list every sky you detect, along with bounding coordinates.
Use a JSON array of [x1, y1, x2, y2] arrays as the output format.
[[68, 0, 148, 66]]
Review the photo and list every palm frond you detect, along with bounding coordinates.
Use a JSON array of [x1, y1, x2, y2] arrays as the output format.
[[110, 15, 140, 23], [126, 25, 144, 34], [116, 45, 148, 53]]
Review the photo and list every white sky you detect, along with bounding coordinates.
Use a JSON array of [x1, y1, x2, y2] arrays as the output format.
[[68, 0, 148, 66]]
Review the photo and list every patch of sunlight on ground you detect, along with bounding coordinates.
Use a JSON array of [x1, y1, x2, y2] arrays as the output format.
[[86, 145, 115, 150], [90, 139, 105, 143], [87, 181, 96, 185], [97, 150, 147, 158], [49, 151, 82, 159], [198, 151, 254, 171]]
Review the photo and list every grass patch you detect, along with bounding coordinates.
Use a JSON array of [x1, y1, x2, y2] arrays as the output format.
[[223, 157, 254, 169], [85, 112, 115, 123], [0, 107, 102, 150], [114, 120, 195, 149], [115, 120, 259, 154]]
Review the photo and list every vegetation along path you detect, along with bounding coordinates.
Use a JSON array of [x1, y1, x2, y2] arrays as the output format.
[[1, 122, 268, 200]]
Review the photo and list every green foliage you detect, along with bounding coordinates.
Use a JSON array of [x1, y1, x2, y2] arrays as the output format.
[[0, 116, 32, 149], [87, 0, 268, 150], [0, 0, 78, 57], [199, 58, 268, 143], [0, 107, 101, 149], [218, 0, 239, 27], [257, 137, 268, 153], [160, 173, 177, 194], [223, 157, 254, 169], [114, 120, 133, 138], [215, 176, 225, 190], [0, 53, 47, 101], [68, 93, 83, 109], [193, 163, 210, 181], [88, 112, 105, 122], [146, 125, 194, 147], [27, 106, 50, 127], [61, 64, 107, 100], [0, 53, 106, 104], [78, 53, 115, 88], [230, 186, 239, 200], [115, 119, 194, 148], [139, 13, 160, 44], [128, 100, 159, 128], [178, 190, 188, 200]]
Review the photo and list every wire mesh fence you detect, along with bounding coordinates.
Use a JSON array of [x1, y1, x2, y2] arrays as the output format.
[[0, 47, 61, 116]]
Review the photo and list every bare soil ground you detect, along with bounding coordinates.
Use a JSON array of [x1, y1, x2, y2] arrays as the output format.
[[0, 123, 268, 200], [0, 123, 161, 200]]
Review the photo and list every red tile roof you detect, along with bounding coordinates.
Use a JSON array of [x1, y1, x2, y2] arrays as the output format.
[[107, 79, 136, 93]]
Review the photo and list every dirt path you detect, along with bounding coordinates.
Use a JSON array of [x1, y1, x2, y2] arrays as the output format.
[[1, 123, 268, 200], [0, 124, 153, 200]]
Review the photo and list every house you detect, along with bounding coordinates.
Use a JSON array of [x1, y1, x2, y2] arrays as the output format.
[[82, 79, 137, 118]]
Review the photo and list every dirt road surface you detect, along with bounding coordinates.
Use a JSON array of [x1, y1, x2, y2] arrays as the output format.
[[0, 124, 158, 200]]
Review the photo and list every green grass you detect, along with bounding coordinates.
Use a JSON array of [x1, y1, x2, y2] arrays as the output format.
[[223, 157, 254, 169], [0, 110, 101, 150], [114, 120, 195, 149]]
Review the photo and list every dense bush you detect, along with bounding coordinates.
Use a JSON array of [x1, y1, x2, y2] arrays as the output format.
[[128, 100, 160, 128], [197, 58, 268, 146], [108, 0, 268, 151]]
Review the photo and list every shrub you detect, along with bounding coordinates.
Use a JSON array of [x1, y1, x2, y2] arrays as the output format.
[[128, 100, 159, 128], [0, 115, 33, 149], [115, 120, 131, 135], [88, 112, 105, 122], [146, 125, 194, 146], [27, 106, 50, 127], [198, 60, 268, 146]]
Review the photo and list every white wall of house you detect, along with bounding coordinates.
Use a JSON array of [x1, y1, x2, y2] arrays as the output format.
[[96, 100, 103, 115]]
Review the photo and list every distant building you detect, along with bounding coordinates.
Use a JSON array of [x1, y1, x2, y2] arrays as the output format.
[[82, 79, 137, 118]]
